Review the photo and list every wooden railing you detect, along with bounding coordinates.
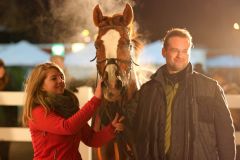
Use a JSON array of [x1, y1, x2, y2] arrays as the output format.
[[0, 87, 93, 160], [0, 91, 239, 159]]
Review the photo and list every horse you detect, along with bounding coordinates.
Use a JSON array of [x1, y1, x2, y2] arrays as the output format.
[[91, 3, 143, 160]]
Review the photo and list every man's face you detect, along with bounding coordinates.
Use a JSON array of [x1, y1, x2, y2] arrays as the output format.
[[162, 36, 191, 74]]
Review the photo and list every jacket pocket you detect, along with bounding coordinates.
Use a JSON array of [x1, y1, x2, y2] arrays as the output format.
[[197, 96, 214, 123]]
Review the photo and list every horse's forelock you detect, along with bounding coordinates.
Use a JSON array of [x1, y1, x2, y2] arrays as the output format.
[[98, 15, 127, 28]]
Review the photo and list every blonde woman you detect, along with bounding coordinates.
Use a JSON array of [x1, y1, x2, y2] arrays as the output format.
[[22, 63, 124, 160]]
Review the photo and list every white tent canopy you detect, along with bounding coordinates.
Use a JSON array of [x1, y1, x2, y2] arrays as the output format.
[[206, 55, 240, 68], [66, 41, 207, 67], [138, 41, 165, 65], [138, 41, 207, 65], [64, 41, 208, 79], [65, 42, 96, 67], [0, 41, 50, 66], [65, 43, 97, 79]]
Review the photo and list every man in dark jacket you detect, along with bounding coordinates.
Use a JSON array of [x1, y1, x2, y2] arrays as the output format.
[[125, 28, 236, 160]]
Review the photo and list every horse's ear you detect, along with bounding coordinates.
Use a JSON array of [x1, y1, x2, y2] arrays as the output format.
[[93, 5, 104, 27], [122, 3, 134, 26]]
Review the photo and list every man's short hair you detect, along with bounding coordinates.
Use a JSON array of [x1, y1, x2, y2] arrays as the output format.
[[162, 28, 193, 49]]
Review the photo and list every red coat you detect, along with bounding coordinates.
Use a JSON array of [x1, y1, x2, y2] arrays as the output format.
[[29, 96, 115, 160]]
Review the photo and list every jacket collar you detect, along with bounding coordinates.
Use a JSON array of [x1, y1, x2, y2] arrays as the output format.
[[151, 63, 193, 85]]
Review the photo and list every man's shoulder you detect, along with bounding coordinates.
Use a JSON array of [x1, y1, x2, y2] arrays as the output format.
[[137, 78, 163, 97], [192, 72, 220, 96], [193, 71, 217, 85]]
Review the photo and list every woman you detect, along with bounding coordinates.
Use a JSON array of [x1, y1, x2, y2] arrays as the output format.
[[22, 63, 124, 160]]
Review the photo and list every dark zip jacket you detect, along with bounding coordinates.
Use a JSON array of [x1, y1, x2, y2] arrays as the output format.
[[125, 63, 236, 160]]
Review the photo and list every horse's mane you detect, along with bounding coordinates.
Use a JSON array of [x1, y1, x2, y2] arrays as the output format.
[[131, 34, 143, 60]]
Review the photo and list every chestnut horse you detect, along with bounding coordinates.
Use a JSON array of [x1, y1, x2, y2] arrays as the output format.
[[91, 3, 142, 160]]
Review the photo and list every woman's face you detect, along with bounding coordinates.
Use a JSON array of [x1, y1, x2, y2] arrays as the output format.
[[42, 68, 65, 94]]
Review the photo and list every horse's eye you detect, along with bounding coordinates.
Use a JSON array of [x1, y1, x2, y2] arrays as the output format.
[[95, 45, 99, 50], [95, 42, 100, 50], [95, 40, 103, 50]]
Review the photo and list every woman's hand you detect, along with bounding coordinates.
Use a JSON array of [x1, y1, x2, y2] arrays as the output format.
[[94, 79, 102, 99], [111, 113, 125, 133]]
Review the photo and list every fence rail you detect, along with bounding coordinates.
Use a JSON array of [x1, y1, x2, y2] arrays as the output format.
[[0, 91, 239, 159], [0, 87, 93, 160]]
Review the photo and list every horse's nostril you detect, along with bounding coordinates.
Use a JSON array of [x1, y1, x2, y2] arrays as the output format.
[[101, 80, 108, 88], [116, 79, 123, 89], [108, 92, 114, 98], [101, 81, 105, 87]]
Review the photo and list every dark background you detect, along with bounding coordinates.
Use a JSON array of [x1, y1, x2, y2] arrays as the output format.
[[0, 0, 240, 55]]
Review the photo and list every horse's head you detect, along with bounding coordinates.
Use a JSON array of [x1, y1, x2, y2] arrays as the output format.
[[93, 4, 138, 102]]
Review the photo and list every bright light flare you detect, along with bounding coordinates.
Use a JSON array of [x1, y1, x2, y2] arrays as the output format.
[[72, 43, 85, 52], [81, 29, 90, 37], [51, 44, 65, 56], [233, 23, 239, 30]]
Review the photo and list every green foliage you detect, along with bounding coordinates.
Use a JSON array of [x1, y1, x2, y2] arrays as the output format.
[[6, 66, 32, 91]]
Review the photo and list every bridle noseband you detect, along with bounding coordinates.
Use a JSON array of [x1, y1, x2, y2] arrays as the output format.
[[90, 57, 138, 76]]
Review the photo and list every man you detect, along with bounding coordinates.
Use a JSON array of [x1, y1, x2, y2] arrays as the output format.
[[126, 28, 236, 160]]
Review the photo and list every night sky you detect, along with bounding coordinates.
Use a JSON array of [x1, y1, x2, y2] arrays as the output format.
[[134, 0, 240, 53], [0, 0, 240, 54]]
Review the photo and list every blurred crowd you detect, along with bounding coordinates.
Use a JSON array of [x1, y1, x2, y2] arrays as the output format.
[[194, 63, 240, 94]]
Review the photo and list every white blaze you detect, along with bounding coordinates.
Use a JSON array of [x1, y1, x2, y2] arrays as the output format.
[[101, 29, 120, 59], [101, 30, 120, 87]]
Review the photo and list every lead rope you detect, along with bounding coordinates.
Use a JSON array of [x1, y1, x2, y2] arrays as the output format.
[[114, 142, 120, 160], [97, 147, 103, 160], [97, 143, 120, 160]]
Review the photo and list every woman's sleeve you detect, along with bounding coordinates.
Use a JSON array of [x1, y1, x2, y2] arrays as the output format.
[[29, 96, 101, 135], [80, 123, 115, 147]]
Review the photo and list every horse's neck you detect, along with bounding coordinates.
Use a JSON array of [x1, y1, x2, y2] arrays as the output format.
[[126, 57, 155, 99], [124, 66, 154, 100], [125, 65, 153, 101], [125, 70, 139, 101], [131, 64, 154, 88]]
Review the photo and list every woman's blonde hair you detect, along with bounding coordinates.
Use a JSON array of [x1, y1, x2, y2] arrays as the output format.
[[22, 62, 64, 126]]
